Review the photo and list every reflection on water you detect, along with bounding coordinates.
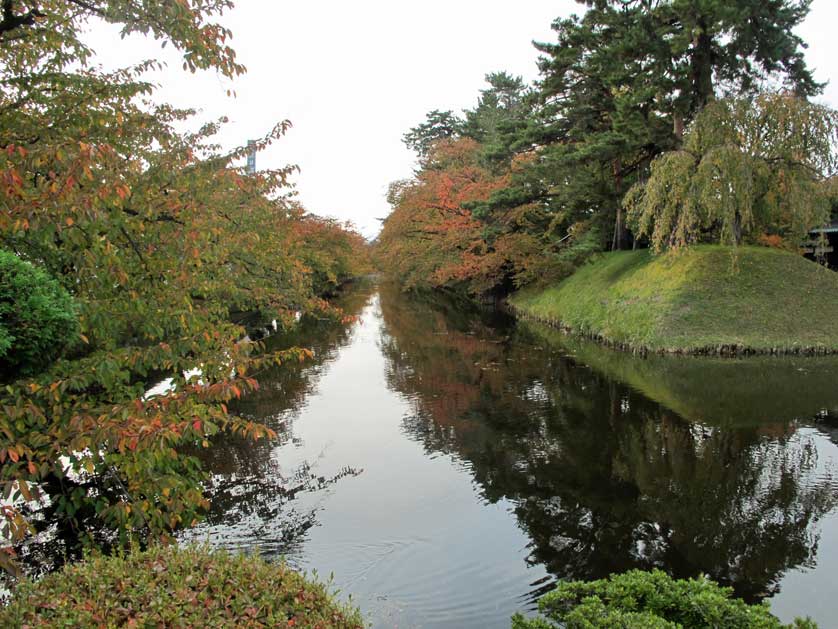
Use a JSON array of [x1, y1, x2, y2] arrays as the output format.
[[183, 285, 374, 557], [187, 282, 838, 628]]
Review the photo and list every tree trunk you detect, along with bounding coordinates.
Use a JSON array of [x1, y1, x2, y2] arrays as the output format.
[[611, 157, 627, 251], [690, 22, 714, 115], [673, 112, 685, 142], [733, 210, 743, 245]]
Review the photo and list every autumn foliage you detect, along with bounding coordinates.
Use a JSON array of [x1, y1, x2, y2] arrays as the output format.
[[0, 0, 369, 573], [378, 2, 833, 296], [376, 139, 546, 296]]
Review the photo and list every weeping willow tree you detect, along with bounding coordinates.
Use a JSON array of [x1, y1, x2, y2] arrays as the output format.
[[625, 94, 838, 252]]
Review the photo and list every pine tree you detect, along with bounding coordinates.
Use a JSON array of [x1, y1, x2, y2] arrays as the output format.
[[492, 0, 821, 256], [596, 0, 822, 137], [402, 110, 465, 162], [463, 72, 531, 169]]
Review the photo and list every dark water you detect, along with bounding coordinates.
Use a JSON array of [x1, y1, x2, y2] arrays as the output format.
[[183, 282, 838, 628]]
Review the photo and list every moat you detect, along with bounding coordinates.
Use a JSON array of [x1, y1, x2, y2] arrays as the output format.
[[186, 282, 838, 628]]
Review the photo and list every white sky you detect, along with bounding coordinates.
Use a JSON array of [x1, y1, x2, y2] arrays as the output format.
[[86, 0, 838, 238]]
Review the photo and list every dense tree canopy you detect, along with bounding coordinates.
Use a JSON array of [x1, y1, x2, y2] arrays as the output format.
[[379, 0, 829, 295], [608, 0, 822, 123], [0, 0, 369, 573], [376, 139, 520, 294]]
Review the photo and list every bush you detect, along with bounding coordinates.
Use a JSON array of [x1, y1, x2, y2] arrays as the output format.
[[0, 545, 364, 628], [0, 250, 79, 378], [512, 570, 816, 629]]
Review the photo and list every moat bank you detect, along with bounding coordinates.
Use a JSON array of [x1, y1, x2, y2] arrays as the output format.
[[509, 246, 838, 355]]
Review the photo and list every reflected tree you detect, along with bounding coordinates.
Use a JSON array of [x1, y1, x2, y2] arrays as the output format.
[[377, 284, 838, 603], [7, 285, 375, 578], [191, 286, 375, 542]]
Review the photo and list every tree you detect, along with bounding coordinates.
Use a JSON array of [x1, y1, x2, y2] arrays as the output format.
[[389, 74, 556, 294], [477, 2, 677, 257], [402, 109, 465, 162], [606, 0, 822, 135], [377, 138, 527, 294], [463, 72, 531, 168], [381, 1, 825, 296], [0, 0, 244, 78], [290, 212, 372, 296], [625, 93, 838, 251], [0, 0, 368, 573], [479, 0, 822, 262]]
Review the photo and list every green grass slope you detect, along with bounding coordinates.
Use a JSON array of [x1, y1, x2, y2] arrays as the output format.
[[510, 245, 838, 354]]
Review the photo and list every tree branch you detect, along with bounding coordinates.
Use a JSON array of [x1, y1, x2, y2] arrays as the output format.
[[121, 207, 185, 226], [0, 0, 45, 35]]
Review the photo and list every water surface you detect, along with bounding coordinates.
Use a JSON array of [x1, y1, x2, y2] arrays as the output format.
[[185, 283, 838, 627]]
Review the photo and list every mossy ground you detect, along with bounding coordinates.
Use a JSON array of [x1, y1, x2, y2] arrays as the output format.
[[510, 245, 838, 354]]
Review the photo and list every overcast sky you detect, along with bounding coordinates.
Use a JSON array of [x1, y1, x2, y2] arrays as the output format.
[[86, 0, 838, 238]]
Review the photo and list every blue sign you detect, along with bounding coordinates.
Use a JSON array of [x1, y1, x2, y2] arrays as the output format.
[[246, 140, 256, 174]]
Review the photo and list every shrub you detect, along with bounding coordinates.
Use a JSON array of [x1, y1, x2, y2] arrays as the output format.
[[512, 570, 816, 629], [0, 545, 364, 628], [0, 250, 79, 379]]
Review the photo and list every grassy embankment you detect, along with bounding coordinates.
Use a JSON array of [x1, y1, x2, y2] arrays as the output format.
[[509, 245, 838, 355]]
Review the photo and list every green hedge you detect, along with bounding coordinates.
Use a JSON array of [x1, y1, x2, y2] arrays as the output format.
[[0, 249, 79, 378], [512, 570, 815, 629], [0, 545, 364, 628]]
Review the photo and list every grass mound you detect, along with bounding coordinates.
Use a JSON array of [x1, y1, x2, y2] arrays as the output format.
[[510, 245, 838, 354], [0, 545, 363, 628]]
